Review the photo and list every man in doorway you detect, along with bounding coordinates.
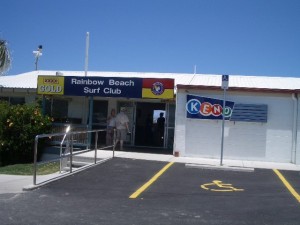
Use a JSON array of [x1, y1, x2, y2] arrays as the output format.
[[157, 112, 165, 143], [115, 107, 130, 150]]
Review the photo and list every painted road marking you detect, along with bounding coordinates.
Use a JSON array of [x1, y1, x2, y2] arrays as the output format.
[[129, 162, 174, 199], [201, 180, 244, 192], [273, 169, 300, 203]]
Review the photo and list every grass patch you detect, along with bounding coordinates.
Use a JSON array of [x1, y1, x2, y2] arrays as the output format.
[[0, 162, 60, 175]]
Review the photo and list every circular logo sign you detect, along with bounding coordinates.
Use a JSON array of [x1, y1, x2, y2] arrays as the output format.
[[151, 82, 164, 95], [186, 99, 201, 114]]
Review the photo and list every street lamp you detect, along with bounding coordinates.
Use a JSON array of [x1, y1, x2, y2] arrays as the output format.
[[33, 45, 43, 70]]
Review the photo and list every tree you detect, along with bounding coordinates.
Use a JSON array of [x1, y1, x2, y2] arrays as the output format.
[[0, 40, 11, 75]]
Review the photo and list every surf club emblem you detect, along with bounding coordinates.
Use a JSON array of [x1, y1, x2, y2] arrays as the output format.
[[151, 82, 164, 95]]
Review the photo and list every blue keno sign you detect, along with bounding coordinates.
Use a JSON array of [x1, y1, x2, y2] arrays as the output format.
[[186, 94, 235, 120]]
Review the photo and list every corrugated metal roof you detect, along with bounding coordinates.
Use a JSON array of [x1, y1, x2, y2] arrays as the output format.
[[1, 70, 300, 91]]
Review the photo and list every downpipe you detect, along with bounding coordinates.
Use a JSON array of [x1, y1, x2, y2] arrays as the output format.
[[291, 93, 298, 164]]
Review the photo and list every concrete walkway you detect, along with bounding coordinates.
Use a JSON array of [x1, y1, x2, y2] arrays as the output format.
[[1, 150, 300, 194]]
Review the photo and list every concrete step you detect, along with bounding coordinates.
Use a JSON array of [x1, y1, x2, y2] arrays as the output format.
[[66, 161, 90, 168], [72, 156, 96, 163]]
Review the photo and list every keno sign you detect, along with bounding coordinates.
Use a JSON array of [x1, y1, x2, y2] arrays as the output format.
[[186, 94, 234, 120]]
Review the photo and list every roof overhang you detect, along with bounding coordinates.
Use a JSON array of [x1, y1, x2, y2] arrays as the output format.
[[177, 84, 298, 94], [0, 87, 37, 93]]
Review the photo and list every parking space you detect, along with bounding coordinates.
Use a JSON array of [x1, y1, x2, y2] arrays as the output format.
[[128, 162, 300, 224], [1, 158, 300, 225], [273, 169, 300, 202]]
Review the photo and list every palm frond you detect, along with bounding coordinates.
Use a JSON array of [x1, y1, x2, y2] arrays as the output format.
[[0, 40, 12, 75]]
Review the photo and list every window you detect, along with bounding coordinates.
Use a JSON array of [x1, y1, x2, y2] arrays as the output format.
[[230, 104, 268, 123], [0, 96, 25, 105], [45, 98, 69, 122], [10, 97, 25, 105]]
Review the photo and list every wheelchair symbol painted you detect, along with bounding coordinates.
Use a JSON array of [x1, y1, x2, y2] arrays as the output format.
[[201, 180, 244, 192]]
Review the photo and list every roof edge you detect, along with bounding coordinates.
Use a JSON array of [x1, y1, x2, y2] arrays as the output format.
[[177, 84, 298, 94]]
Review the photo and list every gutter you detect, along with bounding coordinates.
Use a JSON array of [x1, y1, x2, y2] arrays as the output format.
[[291, 93, 298, 164]]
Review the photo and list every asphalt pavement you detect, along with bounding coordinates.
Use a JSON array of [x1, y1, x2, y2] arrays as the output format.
[[0, 152, 300, 225], [1, 150, 300, 194]]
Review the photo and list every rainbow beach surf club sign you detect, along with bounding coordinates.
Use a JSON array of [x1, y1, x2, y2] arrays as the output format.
[[186, 94, 235, 120], [37, 76, 174, 99]]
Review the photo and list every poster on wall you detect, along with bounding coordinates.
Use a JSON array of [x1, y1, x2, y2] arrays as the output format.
[[186, 94, 235, 120]]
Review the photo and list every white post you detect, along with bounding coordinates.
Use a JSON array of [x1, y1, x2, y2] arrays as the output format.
[[85, 32, 90, 77], [220, 88, 226, 166], [220, 75, 229, 166], [83, 32, 90, 125]]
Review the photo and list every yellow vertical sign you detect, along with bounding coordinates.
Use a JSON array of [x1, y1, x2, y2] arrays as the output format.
[[37, 76, 65, 95]]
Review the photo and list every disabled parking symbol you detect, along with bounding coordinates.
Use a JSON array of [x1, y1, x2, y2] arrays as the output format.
[[201, 180, 244, 192]]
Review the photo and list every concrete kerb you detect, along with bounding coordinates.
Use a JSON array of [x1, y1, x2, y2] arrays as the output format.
[[185, 163, 255, 172]]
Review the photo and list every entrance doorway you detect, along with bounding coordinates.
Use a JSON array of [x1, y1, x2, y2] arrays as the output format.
[[135, 102, 166, 147], [92, 100, 108, 144], [117, 101, 175, 154]]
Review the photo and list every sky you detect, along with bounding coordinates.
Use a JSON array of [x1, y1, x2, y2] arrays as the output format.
[[1, 0, 300, 77]]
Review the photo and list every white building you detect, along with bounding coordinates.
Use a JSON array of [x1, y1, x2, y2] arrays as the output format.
[[1, 71, 300, 165]]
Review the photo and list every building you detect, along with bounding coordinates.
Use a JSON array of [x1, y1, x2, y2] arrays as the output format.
[[1, 70, 300, 165]]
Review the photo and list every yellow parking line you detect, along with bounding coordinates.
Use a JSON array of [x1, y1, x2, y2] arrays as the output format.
[[129, 162, 174, 199], [273, 169, 300, 203]]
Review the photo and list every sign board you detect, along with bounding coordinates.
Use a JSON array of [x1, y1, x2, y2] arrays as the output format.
[[221, 75, 229, 90], [37, 76, 174, 99], [37, 76, 65, 95], [186, 94, 234, 120], [64, 76, 142, 98]]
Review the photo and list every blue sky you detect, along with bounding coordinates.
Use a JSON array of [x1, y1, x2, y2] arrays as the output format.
[[1, 0, 300, 77]]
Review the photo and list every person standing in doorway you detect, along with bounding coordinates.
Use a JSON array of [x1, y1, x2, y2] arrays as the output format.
[[157, 112, 165, 144], [106, 108, 116, 146], [115, 107, 130, 150]]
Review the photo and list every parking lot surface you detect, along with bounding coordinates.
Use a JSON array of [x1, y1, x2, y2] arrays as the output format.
[[0, 158, 300, 225]]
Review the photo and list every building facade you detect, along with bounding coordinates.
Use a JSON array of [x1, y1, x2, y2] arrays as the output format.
[[175, 86, 300, 164], [1, 71, 300, 164]]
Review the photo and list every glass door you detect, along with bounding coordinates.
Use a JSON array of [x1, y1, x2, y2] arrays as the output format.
[[117, 101, 135, 146], [165, 103, 175, 149]]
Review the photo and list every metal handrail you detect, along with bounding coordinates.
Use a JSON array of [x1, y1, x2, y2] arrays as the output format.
[[33, 129, 116, 185], [60, 125, 71, 172]]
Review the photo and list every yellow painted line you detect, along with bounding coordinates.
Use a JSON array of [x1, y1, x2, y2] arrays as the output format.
[[129, 162, 174, 199], [273, 169, 300, 203]]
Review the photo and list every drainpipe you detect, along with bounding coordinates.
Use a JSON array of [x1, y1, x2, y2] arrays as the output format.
[[291, 93, 298, 164]]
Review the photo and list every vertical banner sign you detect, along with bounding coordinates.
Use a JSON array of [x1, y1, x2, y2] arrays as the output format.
[[186, 95, 234, 120]]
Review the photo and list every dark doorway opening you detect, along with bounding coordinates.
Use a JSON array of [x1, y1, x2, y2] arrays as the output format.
[[135, 102, 166, 147], [92, 100, 108, 144]]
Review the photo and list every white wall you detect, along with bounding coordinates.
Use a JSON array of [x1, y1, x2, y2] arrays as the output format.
[[295, 97, 300, 165], [175, 89, 295, 163]]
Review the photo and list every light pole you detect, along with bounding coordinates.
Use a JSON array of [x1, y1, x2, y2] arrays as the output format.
[[33, 45, 43, 70]]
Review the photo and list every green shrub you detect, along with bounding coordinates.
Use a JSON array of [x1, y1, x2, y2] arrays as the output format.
[[0, 101, 53, 166]]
